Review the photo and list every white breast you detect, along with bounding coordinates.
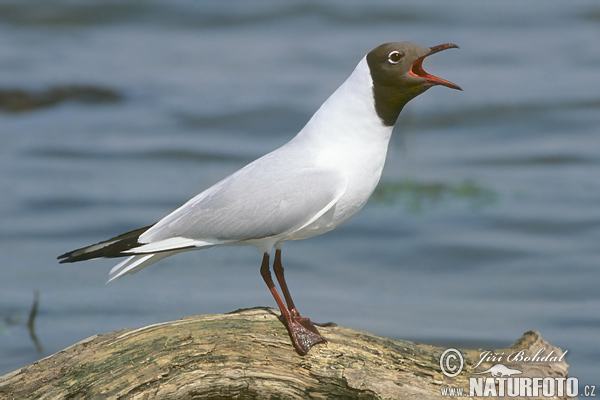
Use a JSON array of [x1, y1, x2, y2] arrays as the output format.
[[279, 57, 394, 241]]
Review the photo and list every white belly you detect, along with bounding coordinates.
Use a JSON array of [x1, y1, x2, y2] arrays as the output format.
[[280, 133, 390, 242]]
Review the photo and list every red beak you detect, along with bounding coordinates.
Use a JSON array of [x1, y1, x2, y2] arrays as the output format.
[[409, 43, 462, 91]]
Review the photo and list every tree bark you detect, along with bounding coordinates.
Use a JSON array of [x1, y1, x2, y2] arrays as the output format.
[[0, 307, 569, 399]]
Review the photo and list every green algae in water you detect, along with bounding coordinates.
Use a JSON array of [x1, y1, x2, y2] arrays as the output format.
[[371, 179, 496, 213]]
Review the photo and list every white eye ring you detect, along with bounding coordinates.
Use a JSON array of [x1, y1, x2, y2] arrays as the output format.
[[388, 51, 403, 64]]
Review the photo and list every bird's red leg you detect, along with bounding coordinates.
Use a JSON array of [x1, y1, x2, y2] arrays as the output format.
[[273, 249, 335, 328], [273, 249, 300, 317], [260, 252, 324, 355], [260, 253, 291, 321]]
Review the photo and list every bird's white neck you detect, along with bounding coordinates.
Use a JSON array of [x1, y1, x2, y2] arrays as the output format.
[[294, 57, 393, 147]]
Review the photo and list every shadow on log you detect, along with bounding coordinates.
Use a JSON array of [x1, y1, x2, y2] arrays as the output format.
[[0, 307, 569, 399]]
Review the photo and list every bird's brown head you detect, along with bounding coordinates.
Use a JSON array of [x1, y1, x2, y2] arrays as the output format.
[[366, 42, 461, 126]]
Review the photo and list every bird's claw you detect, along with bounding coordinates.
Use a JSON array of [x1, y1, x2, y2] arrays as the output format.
[[287, 316, 326, 355]]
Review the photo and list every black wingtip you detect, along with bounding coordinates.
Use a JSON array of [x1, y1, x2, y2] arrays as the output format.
[[57, 224, 154, 264]]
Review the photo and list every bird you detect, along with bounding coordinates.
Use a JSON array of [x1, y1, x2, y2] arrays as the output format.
[[58, 42, 461, 355]]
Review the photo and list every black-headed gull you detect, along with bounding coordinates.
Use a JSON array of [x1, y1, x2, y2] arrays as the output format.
[[59, 42, 461, 355]]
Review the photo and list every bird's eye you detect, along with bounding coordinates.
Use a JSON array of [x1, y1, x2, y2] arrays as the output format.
[[388, 51, 404, 64]]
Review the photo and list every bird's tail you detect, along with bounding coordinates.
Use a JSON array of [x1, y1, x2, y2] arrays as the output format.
[[57, 224, 154, 264], [107, 251, 178, 282]]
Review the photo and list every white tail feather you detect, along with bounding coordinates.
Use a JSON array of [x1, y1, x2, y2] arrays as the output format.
[[107, 252, 172, 282], [122, 237, 215, 254]]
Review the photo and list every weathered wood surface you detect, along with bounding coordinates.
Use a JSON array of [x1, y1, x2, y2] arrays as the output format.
[[0, 307, 568, 399]]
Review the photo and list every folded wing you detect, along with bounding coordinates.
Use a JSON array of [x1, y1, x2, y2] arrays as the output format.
[[139, 165, 348, 246]]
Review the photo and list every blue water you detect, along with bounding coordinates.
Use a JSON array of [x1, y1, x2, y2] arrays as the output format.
[[1, 0, 599, 388]]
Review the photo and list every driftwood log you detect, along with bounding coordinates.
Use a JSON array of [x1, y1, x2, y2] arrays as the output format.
[[0, 307, 568, 399]]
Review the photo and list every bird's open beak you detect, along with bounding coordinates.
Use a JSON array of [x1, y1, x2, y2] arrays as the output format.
[[409, 43, 462, 91]]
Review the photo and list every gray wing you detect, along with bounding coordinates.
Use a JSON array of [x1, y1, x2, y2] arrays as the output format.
[[138, 160, 347, 246]]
